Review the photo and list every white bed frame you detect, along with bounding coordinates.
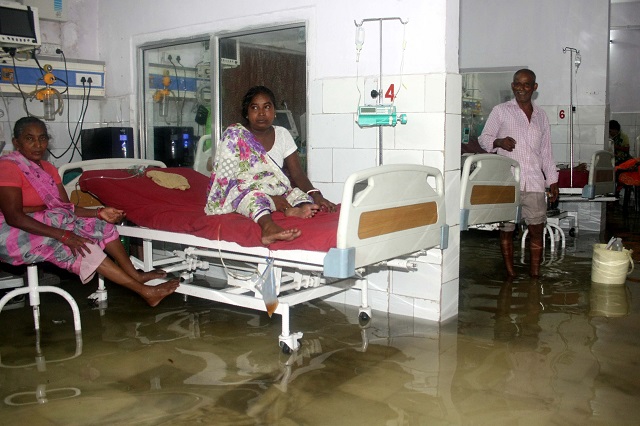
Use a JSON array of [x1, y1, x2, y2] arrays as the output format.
[[59, 159, 449, 352], [460, 153, 521, 231]]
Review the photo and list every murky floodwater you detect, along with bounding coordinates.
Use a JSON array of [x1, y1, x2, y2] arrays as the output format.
[[1, 223, 639, 425]]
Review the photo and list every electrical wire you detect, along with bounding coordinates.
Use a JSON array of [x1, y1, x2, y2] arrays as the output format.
[[392, 22, 408, 104], [168, 56, 181, 125], [10, 54, 32, 117]]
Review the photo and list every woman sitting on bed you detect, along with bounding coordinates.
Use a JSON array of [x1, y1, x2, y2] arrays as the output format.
[[205, 86, 336, 245], [0, 117, 179, 307]]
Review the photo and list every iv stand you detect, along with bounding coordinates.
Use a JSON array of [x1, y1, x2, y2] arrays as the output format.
[[355, 17, 408, 166], [563, 46, 580, 188]]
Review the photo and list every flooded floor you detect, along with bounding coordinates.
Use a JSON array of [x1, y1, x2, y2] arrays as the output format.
[[1, 206, 639, 425]]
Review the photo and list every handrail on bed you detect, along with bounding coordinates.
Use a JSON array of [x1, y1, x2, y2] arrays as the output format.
[[193, 134, 213, 175]]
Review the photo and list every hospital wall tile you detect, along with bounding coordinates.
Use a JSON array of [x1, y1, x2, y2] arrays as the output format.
[[354, 124, 378, 149], [551, 123, 568, 145], [317, 182, 344, 207], [309, 80, 323, 115], [576, 105, 607, 125], [307, 147, 333, 183], [442, 224, 460, 283], [395, 112, 445, 151], [414, 297, 441, 321], [391, 263, 442, 301], [446, 73, 462, 115], [419, 247, 443, 264], [577, 144, 606, 165], [368, 288, 390, 313], [551, 140, 570, 165], [322, 78, 359, 113], [383, 149, 425, 165], [367, 269, 390, 293], [439, 277, 459, 321], [382, 74, 426, 113], [540, 105, 559, 126], [309, 113, 354, 148], [332, 148, 377, 182], [444, 113, 461, 172], [577, 124, 607, 148], [423, 150, 444, 171], [389, 293, 416, 317], [424, 74, 446, 113], [444, 170, 461, 227], [381, 125, 396, 149]]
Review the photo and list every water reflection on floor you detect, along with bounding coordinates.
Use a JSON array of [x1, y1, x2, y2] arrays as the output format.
[[1, 215, 639, 424]]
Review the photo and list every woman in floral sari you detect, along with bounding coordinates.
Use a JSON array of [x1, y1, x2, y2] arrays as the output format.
[[0, 117, 179, 307], [205, 86, 335, 245]]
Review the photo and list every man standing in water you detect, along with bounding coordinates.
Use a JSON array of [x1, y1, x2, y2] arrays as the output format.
[[479, 69, 559, 277]]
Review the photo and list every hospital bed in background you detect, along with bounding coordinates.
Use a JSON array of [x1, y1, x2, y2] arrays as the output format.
[[552, 149, 616, 237], [557, 150, 616, 200], [59, 159, 448, 353]]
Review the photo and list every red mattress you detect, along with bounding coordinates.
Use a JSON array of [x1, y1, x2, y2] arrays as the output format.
[[79, 167, 339, 251]]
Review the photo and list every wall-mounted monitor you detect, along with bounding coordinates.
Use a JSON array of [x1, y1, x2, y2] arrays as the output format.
[[0, 3, 41, 51], [274, 110, 299, 139], [219, 38, 240, 68]]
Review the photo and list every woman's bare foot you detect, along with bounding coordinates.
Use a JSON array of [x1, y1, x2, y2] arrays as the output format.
[[136, 269, 168, 283], [260, 220, 301, 245], [141, 278, 180, 307], [284, 203, 319, 219]]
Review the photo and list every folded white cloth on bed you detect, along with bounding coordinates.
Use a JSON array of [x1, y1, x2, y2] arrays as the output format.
[[147, 170, 190, 190]]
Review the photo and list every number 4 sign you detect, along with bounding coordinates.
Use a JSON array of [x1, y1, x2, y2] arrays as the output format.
[[385, 84, 395, 102]]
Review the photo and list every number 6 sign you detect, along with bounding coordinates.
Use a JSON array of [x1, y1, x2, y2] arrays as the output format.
[[559, 109, 566, 120]]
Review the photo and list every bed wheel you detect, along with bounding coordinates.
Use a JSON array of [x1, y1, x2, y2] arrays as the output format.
[[280, 342, 292, 354], [569, 228, 576, 237], [358, 311, 371, 324]]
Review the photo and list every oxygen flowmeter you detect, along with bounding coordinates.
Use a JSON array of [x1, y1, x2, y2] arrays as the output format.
[[357, 105, 407, 127]]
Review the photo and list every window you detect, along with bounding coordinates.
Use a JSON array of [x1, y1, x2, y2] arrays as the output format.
[[212, 25, 307, 171], [138, 24, 307, 172]]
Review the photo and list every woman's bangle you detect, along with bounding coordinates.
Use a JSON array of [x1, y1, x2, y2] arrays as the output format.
[[96, 207, 103, 219], [60, 230, 72, 244], [306, 189, 321, 195]]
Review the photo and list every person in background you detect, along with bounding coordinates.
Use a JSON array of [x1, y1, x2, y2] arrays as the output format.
[[0, 116, 179, 307], [609, 120, 632, 166], [205, 86, 336, 245], [479, 69, 559, 278]]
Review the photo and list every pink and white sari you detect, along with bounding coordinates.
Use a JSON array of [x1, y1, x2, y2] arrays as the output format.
[[0, 152, 118, 283]]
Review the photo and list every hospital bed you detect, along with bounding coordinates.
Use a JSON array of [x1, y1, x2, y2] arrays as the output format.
[[59, 159, 449, 352]]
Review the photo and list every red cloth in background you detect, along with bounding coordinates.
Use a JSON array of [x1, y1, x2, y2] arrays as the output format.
[[79, 167, 339, 251], [557, 169, 589, 188]]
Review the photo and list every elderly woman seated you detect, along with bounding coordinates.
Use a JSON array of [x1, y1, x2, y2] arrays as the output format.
[[0, 117, 179, 306]]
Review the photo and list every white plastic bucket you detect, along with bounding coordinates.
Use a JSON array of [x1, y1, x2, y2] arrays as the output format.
[[591, 244, 634, 285]]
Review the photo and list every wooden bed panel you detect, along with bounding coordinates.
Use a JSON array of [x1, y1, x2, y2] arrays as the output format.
[[469, 185, 515, 205], [358, 201, 438, 239]]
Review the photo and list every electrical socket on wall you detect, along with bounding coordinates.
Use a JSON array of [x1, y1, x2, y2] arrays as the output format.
[[75, 73, 102, 87]]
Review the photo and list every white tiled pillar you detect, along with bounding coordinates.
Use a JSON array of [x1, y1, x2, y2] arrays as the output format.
[[319, 72, 462, 322]]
